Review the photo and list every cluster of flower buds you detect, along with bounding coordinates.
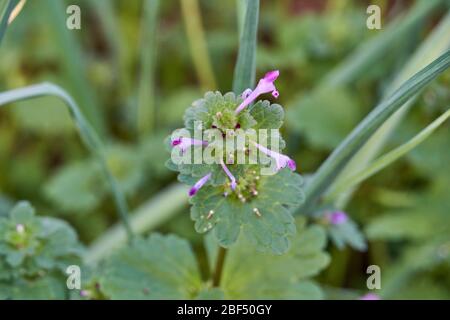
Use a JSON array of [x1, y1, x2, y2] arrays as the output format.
[[170, 70, 297, 199]]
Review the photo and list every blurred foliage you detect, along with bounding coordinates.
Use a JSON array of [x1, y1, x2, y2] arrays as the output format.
[[0, 202, 84, 299], [0, 0, 449, 299]]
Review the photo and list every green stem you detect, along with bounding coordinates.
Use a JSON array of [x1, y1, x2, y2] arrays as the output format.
[[212, 246, 227, 287], [0, 82, 134, 241], [180, 0, 216, 91]]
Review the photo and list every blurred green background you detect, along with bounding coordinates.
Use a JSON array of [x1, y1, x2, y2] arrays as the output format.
[[0, 0, 449, 299]]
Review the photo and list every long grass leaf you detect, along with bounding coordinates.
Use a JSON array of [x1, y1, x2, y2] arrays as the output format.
[[42, 0, 107, 137], [181, 0, 216, 91], [301, 50, 450, 212], [0, 83, 134, 240], [321, 0, 443, 88], [85, 184, 188, 264], [329, 11, 450, 206], [0, 0, 19, 45], [328, 109, 450, 199], [232, 0, 259, 93], [137, 0, 160, 136]]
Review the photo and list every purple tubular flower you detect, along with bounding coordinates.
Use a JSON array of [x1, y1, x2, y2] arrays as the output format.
[[253, 142, 296, 172], [220, 160, 237, 190], [327, 211, 348, 225], [189, 173, 212, 197], [359, 293, 381, 300], [172, 137, 208, 153], [235, 70, 280, 114], [241, 88, 253, 99]]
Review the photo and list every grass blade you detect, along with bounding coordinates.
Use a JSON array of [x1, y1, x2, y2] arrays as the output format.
[[181, 0, 216, 91], [329, 11, 450, 206], [0, 0, 19, 45], [321, 0, 443, 88], [0, 83, 134, 240], [85, 184, 188, 264], [301, 50, 450, 212], [328, 109, 450, 199], [137, 0, 160, 136], [42, 0, 107, 137], [232, 0, 259, 93]]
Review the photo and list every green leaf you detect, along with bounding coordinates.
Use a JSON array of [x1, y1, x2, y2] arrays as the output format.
[[366, 211, 436, 241], [218, 223, 329, 299], [190, 169, 303, 254], [249, 100, 284, 129], [99, 234, 203, 299], [232, 0, 259, 93], [328, 220, 367, 251], [301, 50, 450, 212], [0, 201, 84, 299]]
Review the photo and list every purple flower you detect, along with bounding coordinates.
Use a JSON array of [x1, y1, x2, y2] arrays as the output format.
[[80, 290, 90, 297], [220, 160, 237, 190], [253, 142, 296, 172], [235, 70, 280, 114], [241, 88, 253, 99], [172, 137, 208, 154], [189, 173, 212, 197], [326, 211, 348, 225], [359, 293, 381, 300]]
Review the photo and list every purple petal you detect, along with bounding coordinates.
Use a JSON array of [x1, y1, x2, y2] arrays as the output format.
[[188, 173, 212, 197], [359, 293, 381, 300], [287, 159, 296, 171], [328, 211, 348, 225], [264, 70, 279, 82], [241, 88, 253, 99], [235, 70, 281, 114], [254, 142, 296, 172], [171, 137, 182, 146], [220, 160, 237, 190]]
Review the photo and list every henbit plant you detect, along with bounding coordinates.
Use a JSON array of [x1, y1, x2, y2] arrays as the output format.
[[166, 70, 303, 255]]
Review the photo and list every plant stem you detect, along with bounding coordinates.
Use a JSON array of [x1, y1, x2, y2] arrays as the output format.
[[0, 82, 135, 241], [212, 246, 227, 287]]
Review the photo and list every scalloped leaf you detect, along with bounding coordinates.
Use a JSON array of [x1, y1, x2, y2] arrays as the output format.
[[249, 100, 284, 129], [190, 169, 304, 254], [214, 223, 329, 299], [99, 234, 203, 299]]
